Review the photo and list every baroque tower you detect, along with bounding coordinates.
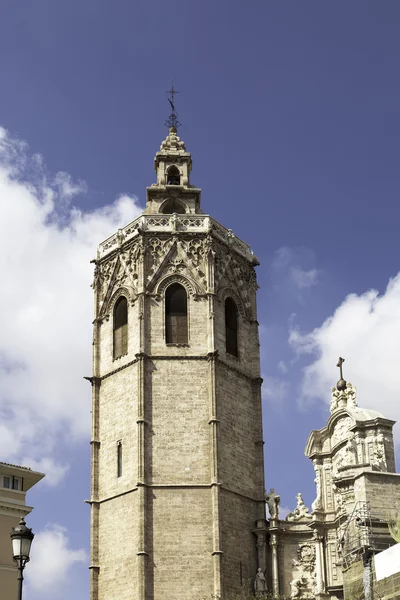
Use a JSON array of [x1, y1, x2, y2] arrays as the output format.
[[89, 114, 265, 600]]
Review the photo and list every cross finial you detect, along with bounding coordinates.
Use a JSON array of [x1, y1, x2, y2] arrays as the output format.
[[336, 357, 347, 391], [165, 81, 181, 131], [337, 357, 345, 379]]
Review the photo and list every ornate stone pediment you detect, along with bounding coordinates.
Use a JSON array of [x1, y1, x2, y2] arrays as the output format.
[[95, 241, 141, 318], [146, 236, 208, 295]]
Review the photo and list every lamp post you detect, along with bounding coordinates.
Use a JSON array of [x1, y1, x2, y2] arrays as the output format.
[[10, 517, 34, 600]]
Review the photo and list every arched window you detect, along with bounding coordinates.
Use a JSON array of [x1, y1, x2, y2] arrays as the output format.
[[161, 198, 186, 214], [165, 283, 188, 344], [113, 296, 128, 358], [225, 298, 238, 357], [167, 166, 181, 185]]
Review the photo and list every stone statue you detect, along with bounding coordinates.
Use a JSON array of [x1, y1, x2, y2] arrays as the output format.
[[343, 432, 357, 466], [346, 382, 357, 408], [287, 493, 312, 521], [311, 461, 323, 511], [370, 433, 387, 471], [265, 488, 280, 519], [254, 567, 267, 593]]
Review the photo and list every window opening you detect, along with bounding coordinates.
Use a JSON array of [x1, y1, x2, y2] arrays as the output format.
[[225, 297, 238, 357], [161, 198, 186, 214], [114, 296, 128, 358], [3, 475, 22, 491], [167, 166, 181, 185], [165, 283, 188, 344]]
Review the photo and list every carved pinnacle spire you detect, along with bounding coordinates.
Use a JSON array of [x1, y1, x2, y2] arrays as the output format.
[[336, 357, 347, 391]]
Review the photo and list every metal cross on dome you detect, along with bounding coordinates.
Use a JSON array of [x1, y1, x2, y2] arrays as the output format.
[[165, 83, 181, 130], [337, 356, 345, 379]]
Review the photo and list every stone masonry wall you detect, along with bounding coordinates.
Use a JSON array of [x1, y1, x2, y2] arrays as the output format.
[[97, 493, 139, 600]]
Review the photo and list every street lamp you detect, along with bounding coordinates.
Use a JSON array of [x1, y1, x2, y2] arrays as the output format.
[[10, 517, 34, 600]]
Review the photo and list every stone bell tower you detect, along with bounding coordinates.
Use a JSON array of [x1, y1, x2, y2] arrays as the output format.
[[88, 98, 266, 600]]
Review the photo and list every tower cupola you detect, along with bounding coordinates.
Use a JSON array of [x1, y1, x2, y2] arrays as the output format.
[[145, 88, 201, 214]]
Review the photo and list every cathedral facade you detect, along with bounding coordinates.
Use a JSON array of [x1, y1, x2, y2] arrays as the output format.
[[89, 121, 400, 600]]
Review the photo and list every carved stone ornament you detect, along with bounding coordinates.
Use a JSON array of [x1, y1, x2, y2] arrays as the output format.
[[214, 244, 257, 318], [290, 543, 316, 599], [370, 432, 388, 471], [330, 382, 357, 413], [297, 544, 316, 571], [146, 236, 208, 293], [290, 576, 312, 599], [286, 493, 312, 521], [332, 416, 354, 444]]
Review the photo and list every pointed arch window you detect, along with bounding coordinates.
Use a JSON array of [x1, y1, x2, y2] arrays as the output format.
[[165, 283, 188, 344], [161, 198, 186, 214], [113, 296, 128, 358], [225, 297, 238, 357], [167, 165, 181, 185]]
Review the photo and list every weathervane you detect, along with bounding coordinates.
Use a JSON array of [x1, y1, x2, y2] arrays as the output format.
[[165, 82, 181, 131], [336, 357, 347, 391]]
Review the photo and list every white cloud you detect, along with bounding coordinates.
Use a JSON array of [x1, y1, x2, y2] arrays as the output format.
[[290, 266, 319, 290], [26, 524, 87, 595], [0, 126, 142, 476], [262, 376, 290, 404], [21, 457, 69, 487], [271, 246, 319, 293], [290, 274, 400, 430], [277, 360, 288, 374]]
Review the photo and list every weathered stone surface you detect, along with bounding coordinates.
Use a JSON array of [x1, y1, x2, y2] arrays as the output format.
[[90, 128, 265, 600]]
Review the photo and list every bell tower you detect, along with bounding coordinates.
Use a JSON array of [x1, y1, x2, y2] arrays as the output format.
[[89, 97, 266, 600]]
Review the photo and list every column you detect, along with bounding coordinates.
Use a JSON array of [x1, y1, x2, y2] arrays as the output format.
[[269, 521, 279, 598], [313, 530, 325, 595]]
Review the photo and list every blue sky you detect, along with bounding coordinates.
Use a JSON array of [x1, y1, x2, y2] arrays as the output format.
[[1, 2, 400, 598]]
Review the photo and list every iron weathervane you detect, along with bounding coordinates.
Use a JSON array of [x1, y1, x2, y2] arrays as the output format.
[[165, 83, 181, 131]]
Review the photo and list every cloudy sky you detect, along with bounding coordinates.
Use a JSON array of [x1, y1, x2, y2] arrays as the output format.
[[1, 2, 400, 598]]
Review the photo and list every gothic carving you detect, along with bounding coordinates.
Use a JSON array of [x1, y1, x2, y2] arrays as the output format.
[[219, 287, 245, 318], [214, 245, 257, 319], [154, 273, 201, 298], [286, 493, 312, 521], [330, 382, 357, 413], [96, 241, 142, 318], [146, 236, 208, 293], [265, 488, 280, 519]]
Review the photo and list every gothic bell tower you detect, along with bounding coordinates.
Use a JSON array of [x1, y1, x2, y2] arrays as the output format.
[[89, 97, 266, 600]]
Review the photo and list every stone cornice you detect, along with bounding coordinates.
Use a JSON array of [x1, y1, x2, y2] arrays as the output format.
[[88, 482, 265, 506], [97, 213, 258, 264], [98, 352, 260, 384]]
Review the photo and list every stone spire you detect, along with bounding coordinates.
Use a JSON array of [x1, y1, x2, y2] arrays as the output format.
[[145, 90, 201, 215]]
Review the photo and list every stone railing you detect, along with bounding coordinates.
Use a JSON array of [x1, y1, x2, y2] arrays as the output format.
[[98, 214, 255, 261]]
